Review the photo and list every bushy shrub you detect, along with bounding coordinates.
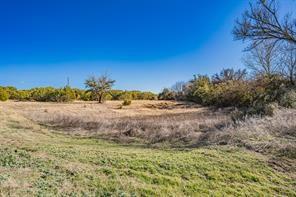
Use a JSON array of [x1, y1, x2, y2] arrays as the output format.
[[264, 102, 279, 116], [279, 89, 296, 108], [136, 91, 157, 100], [113, 90, 156, 101], [26, 87, 76, 102], [158, 88, 175, 100], [118, 91, 132, 101], [3, 86, 18, 100], [60, 86, 76, 102], [0, 85, 156, 103], [30, 87, 54, 101], [251, 75, 286, 104], [245, 102, 279, 117], [14, 90, 31, 101], [160, 70, 293, 115], [45, 87, 76, 102], [71, 88, 85, 100], [80, 91, 92, 101], [210, 81, 253, 107], [122, 99, 132, 106], [185, 75, 213, 105], [0, 89, 9, 101]]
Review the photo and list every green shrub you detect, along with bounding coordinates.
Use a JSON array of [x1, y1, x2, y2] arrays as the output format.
[[27, 87, 76, 102], [118, 92, 132, 101], [160, 71, 293, 116], [108, 90, 156, 101], [3, 86, 18, 100], [80, 91, 92, 101], [0, 86, 156, 103], [133, 91, 156, 100], [158, 88, 175, 100], [122, 99, 132, 106], [0, 89, 9, 101], [30, 87, 55, 102], [60, 86, 76, 102], [186, 75, 213, 105], [14, 90, 31, 101], [45, 87, 76, 102], [210, 81, 253, 107]]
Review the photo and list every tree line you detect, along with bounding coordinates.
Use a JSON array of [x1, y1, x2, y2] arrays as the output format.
[[0, 85, 156, 102]]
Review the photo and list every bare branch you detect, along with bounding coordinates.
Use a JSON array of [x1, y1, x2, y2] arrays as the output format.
[[233, 0, 296, 49]]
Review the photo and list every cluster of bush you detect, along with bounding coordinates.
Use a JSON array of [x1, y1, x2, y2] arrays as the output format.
[[0, 86, 77, 102], [0, 86, 157, 102], [159, 69, 296, 115], [0, 87, 9, 101], [80, 90, 156, 101], [159, 0, 296, 116], [157, 0, 296, 115]]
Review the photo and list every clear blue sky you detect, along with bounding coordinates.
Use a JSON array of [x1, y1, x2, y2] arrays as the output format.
[[0, 0, 250, 92]]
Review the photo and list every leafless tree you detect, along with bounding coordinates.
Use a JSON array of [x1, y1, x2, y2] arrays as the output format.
[[280, 44, 296, 84], [171, 81, 186, 93], [212, 68, 247, 84], [243, 41, 281, 77], [233, 0, 296, 49], [171, 81, 186, 100]]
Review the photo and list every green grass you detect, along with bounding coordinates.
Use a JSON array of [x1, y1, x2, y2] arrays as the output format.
[[0, 108, 295, 196]]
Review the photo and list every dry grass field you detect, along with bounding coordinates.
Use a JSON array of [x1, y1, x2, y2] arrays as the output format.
[[5, 100, 232, 146], [0, 100, 295, 195], [2, 100, 296, 161]]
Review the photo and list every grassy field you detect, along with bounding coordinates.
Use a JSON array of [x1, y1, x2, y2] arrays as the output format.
[[0, 101, 295, 196], [4, 101, 231, 146]]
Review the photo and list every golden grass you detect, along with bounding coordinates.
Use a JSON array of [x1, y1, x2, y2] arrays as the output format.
[[4, 100, 205, 119], [0, 102, 296, 196], [2, 100, 231, 146], [0, 105, 295, 196]]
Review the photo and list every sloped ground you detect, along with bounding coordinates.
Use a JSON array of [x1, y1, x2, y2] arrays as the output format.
[[0, 104, 295, 196], [195, 108, 296, 176]]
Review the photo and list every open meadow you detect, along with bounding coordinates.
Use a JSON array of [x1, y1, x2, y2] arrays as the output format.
[[0, 100, 295, 196], [1, 0, 296, 196], [5, 100, 232, 146]]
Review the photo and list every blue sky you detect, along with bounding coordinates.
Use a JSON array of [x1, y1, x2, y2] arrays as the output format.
[[0, 0, 250, 92]]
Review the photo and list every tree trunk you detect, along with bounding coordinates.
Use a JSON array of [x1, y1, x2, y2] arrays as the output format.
[[98, 93, 103, 103], [289, 69, 295, 85]]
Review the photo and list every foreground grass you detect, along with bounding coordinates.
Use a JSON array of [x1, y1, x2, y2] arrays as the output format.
[[0, 106, 295, 196]]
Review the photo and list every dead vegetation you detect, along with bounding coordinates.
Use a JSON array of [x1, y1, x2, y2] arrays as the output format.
[[4, 101, 231, 146], [196, 108, 296, 155], [43, 111, 230, 145], [144, 101, 198, 110], [1, 101, 295, 171], [198, 108, 296, 174]]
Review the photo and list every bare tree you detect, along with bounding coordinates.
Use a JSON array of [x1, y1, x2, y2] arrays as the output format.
[[212, 68, 247, 84], [171, 81, 186, 93], [233, 0, 296, 49], [243, 41, 281, 77], [85, 74, 115, 103], [280, 44, 296, 84], [170, 81, 186, 100]]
